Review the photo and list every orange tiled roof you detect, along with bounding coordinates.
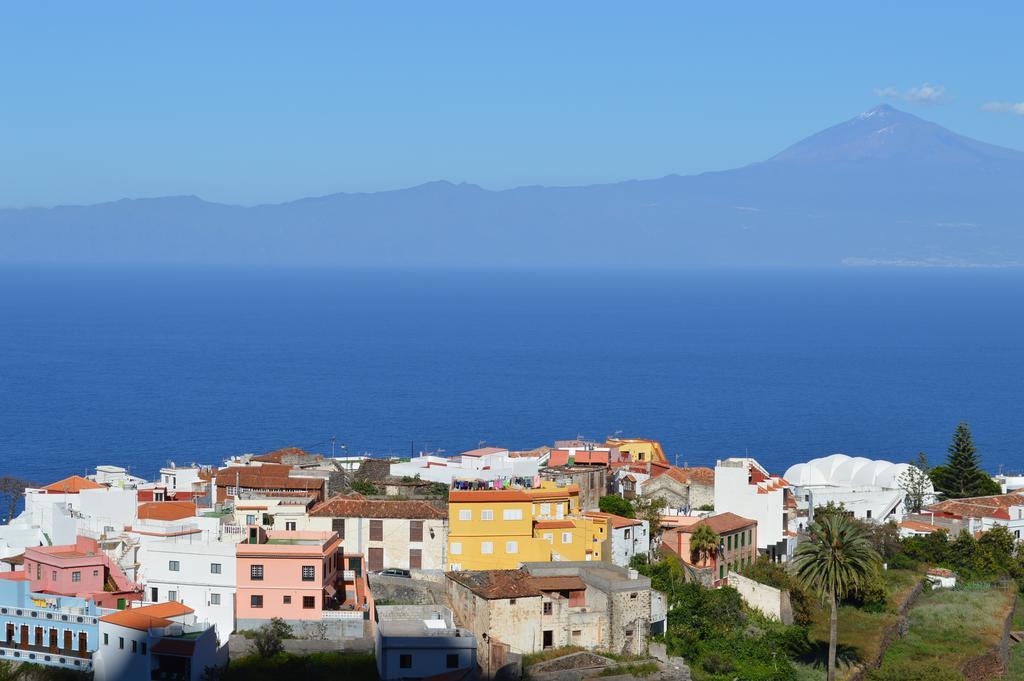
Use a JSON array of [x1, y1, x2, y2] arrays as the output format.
[[42, 475, 103, 494], [138, 501, 197, 522], [309, 495, 447, 519], [215, 464, 324, 492], [664, 466, 715, 486], [900, 520, 945, 534], [252, 447, 322, 464], [101, 601, 192, 631], [534, 520, 575, 530], [927, 493, 1024, 521], [583, 511, 642, 529]]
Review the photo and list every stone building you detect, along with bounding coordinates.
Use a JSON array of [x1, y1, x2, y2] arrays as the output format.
[[539, 464, 608, 512], [445, 561, 651, 657], [641, 466, 715, 512]]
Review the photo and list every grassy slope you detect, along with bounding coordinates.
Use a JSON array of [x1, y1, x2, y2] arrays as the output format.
[[802, 569, 922, 681], [873, 586, 1017, 677]]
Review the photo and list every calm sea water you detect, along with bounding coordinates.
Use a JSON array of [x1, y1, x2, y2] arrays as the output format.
[[1, 266, 1022, 485]]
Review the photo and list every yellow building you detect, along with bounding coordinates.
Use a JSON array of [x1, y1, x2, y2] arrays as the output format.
[[605, 437, 668, 464], [446, 483, 605, 570]]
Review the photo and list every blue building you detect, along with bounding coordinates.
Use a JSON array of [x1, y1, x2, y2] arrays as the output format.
[[0, 575, 104, 672]]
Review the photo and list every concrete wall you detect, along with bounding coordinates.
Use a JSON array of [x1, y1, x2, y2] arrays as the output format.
[[728, 572, 793, 624], [609, 522, 649, 567]]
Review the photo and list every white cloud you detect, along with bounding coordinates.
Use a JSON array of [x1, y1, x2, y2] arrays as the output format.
[[874, 82, 948, 104], [982, 101, 1024, 116]]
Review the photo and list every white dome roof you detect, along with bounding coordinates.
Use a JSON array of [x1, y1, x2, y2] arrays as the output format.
[[785, 453, 933, 493]]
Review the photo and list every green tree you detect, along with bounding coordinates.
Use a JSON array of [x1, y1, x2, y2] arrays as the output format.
[[930, 423, 1000, 499], [350, 480, 378, 496], [794, 515, 880, 681], [598, 494, 635, 518], [689, 523, 720, 567], [633, 495, 666, 555], [897, 453, 932, 513], [253, 617, 293, 658]]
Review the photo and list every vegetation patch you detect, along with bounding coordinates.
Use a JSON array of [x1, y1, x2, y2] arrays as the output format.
[[868, 585, 1017, 680], [216, 652, 377, 681]]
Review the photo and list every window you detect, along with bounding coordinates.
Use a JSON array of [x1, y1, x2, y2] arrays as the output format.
[[458, 509, 471, 521], [481, 542, 493, 554], [727, 535, 732, 550], [624, 529, 631, 539], [168, 591, 177, 602], [400, 654, 412, 669], [543, 602, 552, 615], [119, 637, 124, 650], [505, 541, 518, 554], [283, 595, 291, 604], [169, 560, 180, 572], [132, 640, 137, 653], [285, 521, 296, 531], [447, 653, 459, 669], [52, 571, 57, 580], [481, 509, 494, 521], [370, 519, 383, 541], [719, 565, 724, 579], [509, 599, 517, 605], [71, 571, 81, 582], [103, 633, 108, 646], [630, 592, 638, 599], [741, 533, 745, 547], [561, 532, 572, 544], [540, 503, 550, 516], [302, 565, 316, 581], [332, 518, 345, 538], [450, 542, 462, 555], [250, 565, 264, 581], [503, 509, 522, 520], [211, 563, 222, 574], [245, 514, 256, 525], [450, 563, 462, 571], [302, 596, 316, 609], [410, 520, 423, 542], [93, 570, 99, 577], [543, 533, 553, 544], [866, 510, 872, 519], [151, 587, 158, 601], [210, 593, 221, 605], [250, 595, 263, 608]]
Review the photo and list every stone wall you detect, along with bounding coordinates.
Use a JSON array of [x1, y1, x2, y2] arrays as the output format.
[[847, 579, 924, 681], [727, 571, 793, 624], [960, 592, 1018, 681]]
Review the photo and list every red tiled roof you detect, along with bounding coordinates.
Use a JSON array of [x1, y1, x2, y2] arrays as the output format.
[[679, 512, 756, 535], [138, 501, 197, 522], [447, 570, 541, 599], [664, 466, 715, 486], [101, 600, 195, 631], [926, 493, 1024, 521], [42, 475, 103, 494], [215, 464, 324, 492], [900, 520, 945, 534], [310, 494, 447, 519]]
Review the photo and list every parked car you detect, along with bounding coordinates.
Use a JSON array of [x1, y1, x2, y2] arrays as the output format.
[[374, 567, 411, 578]]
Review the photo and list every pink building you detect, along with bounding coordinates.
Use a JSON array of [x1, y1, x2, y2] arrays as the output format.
[[235, 528, 344, 627], [662, 513, 758, 587], [21, 537, 142, 609]]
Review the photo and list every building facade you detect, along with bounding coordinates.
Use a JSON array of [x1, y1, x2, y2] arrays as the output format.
[[375, 605, 476, 681], [714, 458, 793, 560], [662, 512, 758, 586], [305, 496, 448, 573]]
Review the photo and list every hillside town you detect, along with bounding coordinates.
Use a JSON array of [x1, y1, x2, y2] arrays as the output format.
[[0, 433, 1022, 680]]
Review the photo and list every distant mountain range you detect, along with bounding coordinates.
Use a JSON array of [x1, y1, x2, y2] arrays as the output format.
[[3, 104, 1024, 267]]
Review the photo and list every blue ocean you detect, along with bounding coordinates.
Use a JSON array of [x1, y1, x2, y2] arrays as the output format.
[[1, 266, 1022, 485]]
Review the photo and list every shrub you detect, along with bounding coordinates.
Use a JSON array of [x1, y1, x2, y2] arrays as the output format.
[[598, 494, 635, 518], [253, 617, 293, 658], [351, 480, 378, 495]]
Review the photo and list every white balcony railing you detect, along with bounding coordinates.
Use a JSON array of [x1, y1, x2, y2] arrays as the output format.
[[322, 610, 364, 620], [342, 570, 355, 580]]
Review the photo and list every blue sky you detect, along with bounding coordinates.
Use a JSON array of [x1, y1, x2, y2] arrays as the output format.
[[2, 3, 1021, 207]]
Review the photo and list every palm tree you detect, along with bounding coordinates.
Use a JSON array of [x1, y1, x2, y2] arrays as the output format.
[[689, 523, 720, 568], [794, 515, 880, 681]]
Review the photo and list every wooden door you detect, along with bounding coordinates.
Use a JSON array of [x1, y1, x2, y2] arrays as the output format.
[[64, 629, 72, 652], [49, 628, 57, 652], [19, 624, 28, 648], [409, 548, 422, 569], [34, 626, 42, 647], [368, 547, 383, 572], [78, 632, 87, 656]]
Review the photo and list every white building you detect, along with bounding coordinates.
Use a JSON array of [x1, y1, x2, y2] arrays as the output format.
[[156, 465, 203, 495], [94, 601, 225, 681], [138, 540, 238, 643], [375, 605, 476, 681], [784, 454, 935, 525], [584, 512, 649, 567], [390, 446, 545, 484], [714, 458, 794, 561]]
